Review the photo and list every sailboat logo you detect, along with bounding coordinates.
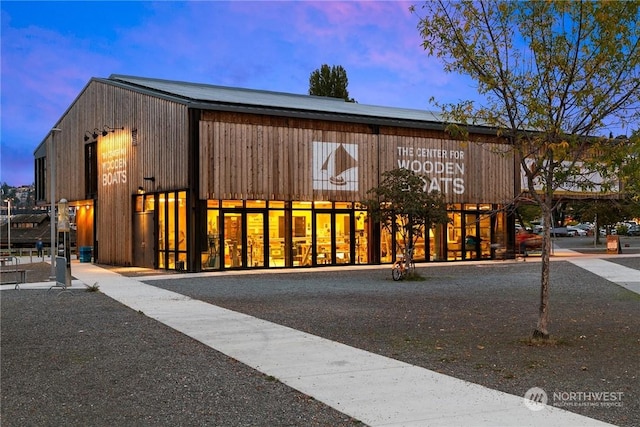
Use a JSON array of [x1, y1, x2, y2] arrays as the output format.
[[313, 142, 358, 191]]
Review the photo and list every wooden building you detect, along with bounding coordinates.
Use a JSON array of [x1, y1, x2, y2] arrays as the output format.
[[34, 75, 517, 271]]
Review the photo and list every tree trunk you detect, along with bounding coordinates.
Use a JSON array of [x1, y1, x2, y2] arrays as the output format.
[[534, 205, 552, 339]]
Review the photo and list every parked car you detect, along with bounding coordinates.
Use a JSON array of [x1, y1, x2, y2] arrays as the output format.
[[627, 225, 640, 236], [600, 227, 617, 236], [576, 223, 594, 232], [551, 226, 569, 237], [567, 226, 587, 237]]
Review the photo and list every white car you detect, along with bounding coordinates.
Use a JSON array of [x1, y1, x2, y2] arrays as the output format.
[[567, 226, 587, 236]]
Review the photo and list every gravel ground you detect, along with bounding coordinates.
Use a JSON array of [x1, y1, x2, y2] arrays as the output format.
[[1, 288, 359, 426], [2, 237, 639, 426]]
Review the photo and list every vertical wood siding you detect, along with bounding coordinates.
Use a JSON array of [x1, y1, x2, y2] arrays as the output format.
[[199, 115, 514, 205], [48, 81, 189, 265]]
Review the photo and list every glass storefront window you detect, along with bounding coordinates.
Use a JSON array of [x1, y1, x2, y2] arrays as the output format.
[[158, 194, 166, 269], [222, 200, 243, 208], [394, 214, 409, 258], [202, 209, 220, 269], [355, 210, 368, 264], [247, 212, 265, 267], [168, 196, 176, 251], [268, 209, 285, 267], [223, 212, 243, 268], [314, 201, 332, 209], [315, 212, 332, 264], [144, 195, 155, 212], [448, 212, 463, 260], [335, 213, 350, 264], [413, 231, 426, 262], [178, 191, 187, 252], [465, 213, 479, 260], [380, 224, 392, 263], [246, 200, 266, 208], [194, 199, 508, 269], [195, 199, 533, 268], [335, 202, 352, 209], [292, 207, 312, 266], [292, 201, 312, 209], [478, 212, 492, 259], [157, 191, 187, 270]]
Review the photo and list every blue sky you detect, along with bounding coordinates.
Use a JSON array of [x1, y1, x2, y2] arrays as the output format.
[[1, 0, 477, 187]]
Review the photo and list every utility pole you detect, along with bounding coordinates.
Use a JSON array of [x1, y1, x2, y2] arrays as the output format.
[[5, 199, 10, 254], [49, 127, 61, 280]]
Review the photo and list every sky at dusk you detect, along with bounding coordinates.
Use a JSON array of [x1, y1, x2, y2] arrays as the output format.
[[1, 0, 480, 187]]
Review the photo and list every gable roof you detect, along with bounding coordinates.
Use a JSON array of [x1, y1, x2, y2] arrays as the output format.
[[104, 74, 490, 132]]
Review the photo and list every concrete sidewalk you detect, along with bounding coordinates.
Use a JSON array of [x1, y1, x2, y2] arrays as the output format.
[[32, 261, 611, 427], [568, 258, 640, 295]]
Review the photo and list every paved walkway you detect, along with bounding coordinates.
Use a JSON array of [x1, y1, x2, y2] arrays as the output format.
[[568, 258, 640, 295], [4, 251, 638, 426]]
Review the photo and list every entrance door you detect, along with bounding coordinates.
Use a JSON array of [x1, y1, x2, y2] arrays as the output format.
[[465, 213, 480, 260], [464, 212, 491, 260], [133, 211, 154, 268], [223, 212, 243, 268]]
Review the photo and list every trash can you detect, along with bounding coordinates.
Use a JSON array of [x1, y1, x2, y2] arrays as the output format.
[[79, 246, 92, 263]]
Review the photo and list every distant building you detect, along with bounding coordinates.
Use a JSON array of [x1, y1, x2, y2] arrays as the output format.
[[0, 212, 75, 250]]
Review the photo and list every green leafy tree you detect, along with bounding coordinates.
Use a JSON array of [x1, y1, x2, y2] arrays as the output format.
[[1, 183, 16, 205], [309, 64, 356, 102], [362, 168, 450, 269], [604, 131, 640, 208], [572, 197, 640, 241], [514, 203, 540, 230], [413, 1, 640, 339]]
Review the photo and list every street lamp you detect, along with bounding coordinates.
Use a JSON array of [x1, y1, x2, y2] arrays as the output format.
[[5, 199, 10, 255], [49, 127, 62, 280]]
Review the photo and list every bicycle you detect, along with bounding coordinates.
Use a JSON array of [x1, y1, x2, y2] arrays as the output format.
[[391, 250, 415, 281]]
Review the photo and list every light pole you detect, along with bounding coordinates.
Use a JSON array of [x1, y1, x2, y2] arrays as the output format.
[[5, 199, 10, 255], [49, 127, 62, 280]]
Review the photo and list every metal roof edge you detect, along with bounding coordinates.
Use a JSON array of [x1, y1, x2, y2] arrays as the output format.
[[187, 101, 450, 131], [103, 76, 194, 105], [107, 74, 458, 128]]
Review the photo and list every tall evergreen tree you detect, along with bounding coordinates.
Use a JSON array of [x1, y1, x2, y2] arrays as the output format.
[[309, 64, 356, 102]]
